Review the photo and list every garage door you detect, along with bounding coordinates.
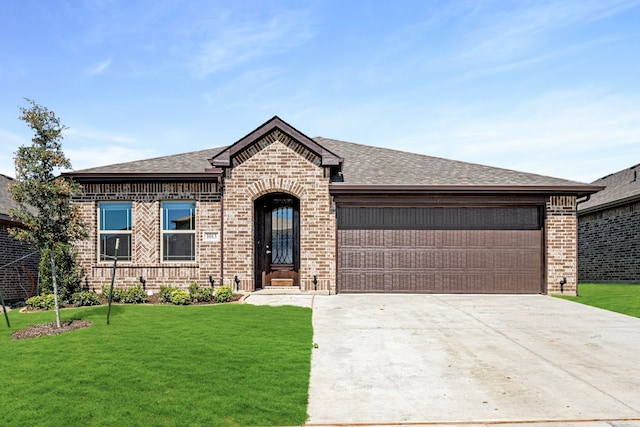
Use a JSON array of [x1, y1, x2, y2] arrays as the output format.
[[337, 207, 543, 294]]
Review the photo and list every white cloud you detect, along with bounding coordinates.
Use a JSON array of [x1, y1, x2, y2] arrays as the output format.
[[88, 57, 113, 75], [191, 9, 315, 77]]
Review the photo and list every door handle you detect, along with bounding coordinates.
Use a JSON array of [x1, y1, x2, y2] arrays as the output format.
[[266, 250, 272, 254]]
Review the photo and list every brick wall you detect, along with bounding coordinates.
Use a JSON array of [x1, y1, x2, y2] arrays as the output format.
[[74, 182, 221, 292], [223, 138, 336, 292], [0, 223, 40, 302], [578, 200, 640, 282], [545, 196, 578, 294]]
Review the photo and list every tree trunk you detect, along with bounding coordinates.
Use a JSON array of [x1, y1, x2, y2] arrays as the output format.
[[50, 246, 61, 328]]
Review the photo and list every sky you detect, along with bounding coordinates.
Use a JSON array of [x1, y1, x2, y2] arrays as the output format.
[[1, 0, 640, 183]]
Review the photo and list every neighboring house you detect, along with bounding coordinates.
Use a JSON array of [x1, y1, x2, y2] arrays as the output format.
[[0, 174, 39, 302], [578, 163, 640, 282], [65, 117, 601, 295]]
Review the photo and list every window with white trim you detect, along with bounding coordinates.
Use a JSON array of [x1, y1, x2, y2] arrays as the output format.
[[161, 201, 196, 262], [98, 202, 132, 262]]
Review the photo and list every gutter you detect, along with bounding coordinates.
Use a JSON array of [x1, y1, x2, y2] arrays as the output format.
[[63, 172, 220, 183], [329, 184, 605, 197]]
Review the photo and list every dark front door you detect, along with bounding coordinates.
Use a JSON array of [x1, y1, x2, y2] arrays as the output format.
[[254, 193, 300, 289]]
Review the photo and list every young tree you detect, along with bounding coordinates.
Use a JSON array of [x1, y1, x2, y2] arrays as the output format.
[[9, 99, 87, 327]]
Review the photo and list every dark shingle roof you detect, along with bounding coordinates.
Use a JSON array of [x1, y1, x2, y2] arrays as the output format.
[[578, 164, 640, 213], [0, 174, 18, 222], [72, 147, 225, 174], [317, 138, 589, 187], [69, 135, 594, 190]]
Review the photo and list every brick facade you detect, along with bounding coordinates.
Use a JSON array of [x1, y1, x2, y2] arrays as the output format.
[[74, 182, 222, 292], [545, 196, 578, 294], [73, 137, 336, 293], [0, 223, 40, 302], [222, 138, 335, 292], [578, 200, 640, 282]]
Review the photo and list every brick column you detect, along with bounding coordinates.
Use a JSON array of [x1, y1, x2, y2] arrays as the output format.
[[546, 196, 577, 294]]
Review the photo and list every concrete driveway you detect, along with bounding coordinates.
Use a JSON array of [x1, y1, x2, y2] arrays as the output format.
[[306, 294, 640, 425]]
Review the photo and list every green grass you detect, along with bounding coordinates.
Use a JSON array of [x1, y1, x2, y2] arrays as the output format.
[[0, 304, 313, 426], [555, 283, 640, 318]]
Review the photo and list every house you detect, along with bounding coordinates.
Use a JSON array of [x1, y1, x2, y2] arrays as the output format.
[[0, 174, 39, 302], [578, 163, 640, 282], [65, 117, 601, 295]]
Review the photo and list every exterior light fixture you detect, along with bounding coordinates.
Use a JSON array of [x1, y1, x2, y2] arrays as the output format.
[[139, 276, 146, 291]]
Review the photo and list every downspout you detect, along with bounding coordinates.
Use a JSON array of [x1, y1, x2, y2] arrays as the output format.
[[220, 185, 224, 286], [574, 194, 591, 296]]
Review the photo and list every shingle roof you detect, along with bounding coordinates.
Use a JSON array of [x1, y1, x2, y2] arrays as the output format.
[[316, 137, 589, 187], [0, 174, 18, 222], [578, 163, 640, 213], [68, 132, 595, 190], [71, 147, 224, 174]]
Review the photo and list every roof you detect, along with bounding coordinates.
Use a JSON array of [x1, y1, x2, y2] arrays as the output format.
[[66, 118, 601, 195], [0, 174, 19, 223], [578, 163, 640, 214], [211, 116, 342, 168]]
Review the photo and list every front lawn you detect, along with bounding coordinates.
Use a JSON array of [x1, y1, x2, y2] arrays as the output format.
[[0, 304, 312, 426], [554, 283, 640, 318]]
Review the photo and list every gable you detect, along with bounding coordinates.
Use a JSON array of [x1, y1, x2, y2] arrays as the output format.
[[209, 116, 342, 169]]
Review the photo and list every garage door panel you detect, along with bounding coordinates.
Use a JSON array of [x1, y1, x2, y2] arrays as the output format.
[[338, 229, 542, 294]]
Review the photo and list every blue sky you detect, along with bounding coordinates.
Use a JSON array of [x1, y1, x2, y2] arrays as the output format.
[[1, 0, 639, 183]]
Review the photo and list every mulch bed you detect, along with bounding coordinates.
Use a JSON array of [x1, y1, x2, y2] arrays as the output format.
[[10, 293, 244, 340], [11, 320, 93, 340]]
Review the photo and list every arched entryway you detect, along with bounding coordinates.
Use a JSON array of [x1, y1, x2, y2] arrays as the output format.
[[254, 193, 300, 289]]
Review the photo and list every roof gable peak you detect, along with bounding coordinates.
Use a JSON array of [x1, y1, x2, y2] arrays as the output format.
[[209, 116, 342, 168]]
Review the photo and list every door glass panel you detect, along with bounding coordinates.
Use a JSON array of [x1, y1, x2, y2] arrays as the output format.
[[271, 199, 293, 265]]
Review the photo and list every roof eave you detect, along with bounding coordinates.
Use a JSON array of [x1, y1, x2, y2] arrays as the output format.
[[578, 193, 640, 215], [329, 184, 604, 196], [64, 172, 221, 183]]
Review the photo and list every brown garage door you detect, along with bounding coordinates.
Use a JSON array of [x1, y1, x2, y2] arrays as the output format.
[[337, 207, 543, 294]]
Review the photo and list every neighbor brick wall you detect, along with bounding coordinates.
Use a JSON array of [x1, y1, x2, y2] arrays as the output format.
[[73, 182, 221, 292], [545, 196, 578, 294], [0, 223, 40, 302], [223, 137, 336, 292], [578, 200, 640, 282]]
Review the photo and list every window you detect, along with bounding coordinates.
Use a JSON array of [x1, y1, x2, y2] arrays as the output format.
[[99, 202, 132, 262], [162, 201, 196, 262]]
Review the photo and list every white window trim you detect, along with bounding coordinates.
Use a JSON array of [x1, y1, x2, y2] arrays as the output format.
[[160, 201, 197, 263], [97, 201, 133, 263]]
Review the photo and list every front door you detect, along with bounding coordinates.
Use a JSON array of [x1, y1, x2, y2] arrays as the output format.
[[254, 193, 300, 289]]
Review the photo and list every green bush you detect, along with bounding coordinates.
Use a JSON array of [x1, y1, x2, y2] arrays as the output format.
[[25, 294, 56, 310], [121, 285, 148, 304], [72, 291, 101, 307], [188, 281, 213, 302], [170, 289, 191, 305], [159, 285, 177, 303], [214, 286, 233, 303], [194, 287, 213, 302], [101, 284, 123, 302]]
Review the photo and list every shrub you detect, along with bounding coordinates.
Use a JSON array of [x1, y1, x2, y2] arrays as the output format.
[[101, 284, 123, 302], [72, 291, 101, 307], [25, 294, 56, 310], [159, 285, 177, 303], [194, 287, 213, 302], [188, 281, 213, 302], [214, 286, 233, 303], [170, 289, 190, 305], [121, 285, 148, 304]]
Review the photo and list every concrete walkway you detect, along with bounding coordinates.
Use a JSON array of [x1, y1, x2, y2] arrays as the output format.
[[248, 293, 640, 427]]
